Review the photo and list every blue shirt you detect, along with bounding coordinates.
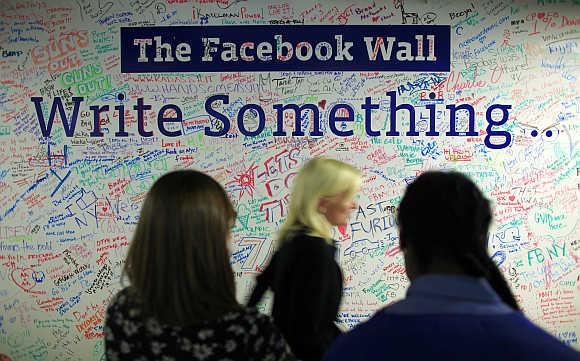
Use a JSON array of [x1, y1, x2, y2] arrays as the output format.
[[324, 275, 580, 361], [385, 274, 514, 315]]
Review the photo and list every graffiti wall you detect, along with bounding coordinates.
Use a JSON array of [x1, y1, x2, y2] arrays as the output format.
[[0, 0, 579, 359]]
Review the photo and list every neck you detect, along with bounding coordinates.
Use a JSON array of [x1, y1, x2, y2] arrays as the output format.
[[410, 259, 467, 281]]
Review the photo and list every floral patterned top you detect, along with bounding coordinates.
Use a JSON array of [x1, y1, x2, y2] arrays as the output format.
[[105, 288, 297, 361]]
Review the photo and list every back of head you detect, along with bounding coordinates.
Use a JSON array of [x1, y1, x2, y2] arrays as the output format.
[[279, 157, 361, 242], [398, 171, 519, 310], [123, 170, 239, 325]]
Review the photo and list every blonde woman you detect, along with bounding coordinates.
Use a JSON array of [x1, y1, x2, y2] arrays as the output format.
[[248, 157, 362, 361]]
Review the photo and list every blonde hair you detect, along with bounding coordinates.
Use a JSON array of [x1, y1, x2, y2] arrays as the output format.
[[279, 157, 361, 243]]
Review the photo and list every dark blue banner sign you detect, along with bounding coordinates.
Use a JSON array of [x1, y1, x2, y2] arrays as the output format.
[[121, 25, 450, 73]]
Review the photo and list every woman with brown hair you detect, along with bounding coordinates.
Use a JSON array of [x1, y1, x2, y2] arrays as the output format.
[[105, 170, 295, 361]]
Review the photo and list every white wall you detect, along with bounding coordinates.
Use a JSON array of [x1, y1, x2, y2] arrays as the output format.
[[0, 0, 578, 359]]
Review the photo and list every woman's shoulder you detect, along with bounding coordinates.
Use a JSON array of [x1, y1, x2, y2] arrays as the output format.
[[284, 229, 332, 248], [188, 307, 280, 345], [107, 287, 140, 312], [282, 230, 337, 260], [106, 290, 273, 335], [107, 288, 265, 325], [105, 287, 146, 328], [107, 287, 134, 312], [228, 308, 290, 344], [216, 306, 272, 327]]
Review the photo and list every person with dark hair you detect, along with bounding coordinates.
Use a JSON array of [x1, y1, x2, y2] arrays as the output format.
[[248, 157, 362, 361], [104, 170, 296, 361], [323, 171, 580, 361]]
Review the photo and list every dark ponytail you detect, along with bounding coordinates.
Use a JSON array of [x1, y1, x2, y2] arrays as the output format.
[[398, 171, 520, 310], [459, 252, 520, 310]]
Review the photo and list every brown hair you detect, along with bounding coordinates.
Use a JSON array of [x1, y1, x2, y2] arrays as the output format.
[[123, 170, 240, 325]]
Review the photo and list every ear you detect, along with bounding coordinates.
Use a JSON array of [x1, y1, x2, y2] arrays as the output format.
[[317, 197, 329, 214]]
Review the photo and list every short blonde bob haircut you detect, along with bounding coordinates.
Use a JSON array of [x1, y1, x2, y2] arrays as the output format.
[[278, 157, 361, 243]]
